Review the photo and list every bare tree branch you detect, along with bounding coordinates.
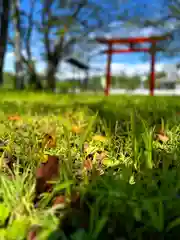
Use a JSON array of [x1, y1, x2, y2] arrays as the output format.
[[52, 0, 87, 58], [24, 0, 36, 61], [8, 37, 34, 74], [41, 0, 54, 58]]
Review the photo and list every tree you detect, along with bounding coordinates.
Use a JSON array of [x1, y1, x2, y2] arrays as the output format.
[[21, 0, 42, 89], [0, 0, 11, 85], [38, 0, 126, 91], [125, 0, 180, 57], [9, 0, 43, 90], [161, 0, 180, 56], [12, 0, 25, 89]]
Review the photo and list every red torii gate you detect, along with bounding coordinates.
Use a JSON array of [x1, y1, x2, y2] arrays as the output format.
[[96, 35, 170, 96]]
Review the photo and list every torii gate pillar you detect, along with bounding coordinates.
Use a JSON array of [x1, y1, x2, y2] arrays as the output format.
[[105, 43, 112, 96], [150, 43, 156, 96]]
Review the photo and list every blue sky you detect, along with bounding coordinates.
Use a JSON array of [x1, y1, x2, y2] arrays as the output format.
[[5, 0, 179, 79]]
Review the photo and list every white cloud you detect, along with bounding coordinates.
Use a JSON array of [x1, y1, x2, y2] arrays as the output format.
[[89, 62, 164, 77], [94, 22, 163, 38]]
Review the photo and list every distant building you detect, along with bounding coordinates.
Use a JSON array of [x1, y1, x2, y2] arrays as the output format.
[[159, 79, 176, 89], [159, 64, 179, 89]]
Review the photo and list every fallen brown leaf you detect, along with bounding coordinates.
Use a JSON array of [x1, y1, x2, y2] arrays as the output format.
[[156, 129, 169, 143], [27, 225, 41, 240], [42, 133, 56, 149], [96, 150, 107, 167], [53, 195, 66, 206], [27, 230, 37, 240], [84, 154, 93, 170], [53, 191, 80, 210], [34, 155, 59, 204], [8, 115, 21, 121]]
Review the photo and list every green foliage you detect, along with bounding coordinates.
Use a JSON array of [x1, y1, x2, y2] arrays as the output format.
[[3, 72, 15, 89], [57, 80, 81, 93], [88, 73, 142, 90]]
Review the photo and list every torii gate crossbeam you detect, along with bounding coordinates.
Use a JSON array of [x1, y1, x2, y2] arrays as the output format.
[[96, 35, 170, 96]]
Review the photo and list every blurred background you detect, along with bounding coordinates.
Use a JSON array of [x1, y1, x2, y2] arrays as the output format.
[[1, 0, 180, 95]]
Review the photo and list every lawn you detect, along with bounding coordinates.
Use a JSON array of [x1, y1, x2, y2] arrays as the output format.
[[0, 92, 180, 239]]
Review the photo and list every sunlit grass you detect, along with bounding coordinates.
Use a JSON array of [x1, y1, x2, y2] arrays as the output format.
[[0, 92, 179, 239]]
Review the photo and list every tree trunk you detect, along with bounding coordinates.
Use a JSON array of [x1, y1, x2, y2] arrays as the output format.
[[0, 0, 11, 85], [83, 70, 89, 91], [29, 71, 43, 90], [12, 0, 24, 90], [46, 60, 58, 92]]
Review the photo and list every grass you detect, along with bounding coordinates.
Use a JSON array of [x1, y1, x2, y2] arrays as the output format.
[[0, 92, 180, 239]]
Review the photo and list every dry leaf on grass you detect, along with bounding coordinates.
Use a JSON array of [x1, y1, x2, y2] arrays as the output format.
[[27, 230, 37, 240], [34, 155, 59, 204], [96, 150, 107, 167], [53, 195, 66, 206], [156, 129, 169, 143], [83, 147, 107, 170], [8, 115, 21, 121], [53, 191, 80, 208], [157, 134, 169, 143], [83, 154, 93, 170], [27, 225, 41, 240], [42, 133, 56, 149]]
